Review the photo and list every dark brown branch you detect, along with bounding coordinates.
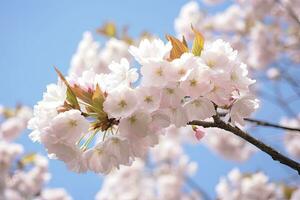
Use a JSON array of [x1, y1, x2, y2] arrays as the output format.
[[188, 120, 217, 128], [217, 112, 300, 132], [188, 117, 300, 175], [244, 118, 300, 132]]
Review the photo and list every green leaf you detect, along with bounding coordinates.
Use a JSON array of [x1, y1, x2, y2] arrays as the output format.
[[191, 26, 205, 56], [54, 67, 80, 110]]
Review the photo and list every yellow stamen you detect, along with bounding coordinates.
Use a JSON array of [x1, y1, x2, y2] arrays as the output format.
[[155, 67, 163, 76], [178, 68, 186, 75], [118, 100, 127, 108], [129, 116, 137, 124], [190, 79, 197, 86], [68, 119, 77, 127], [144, 96, 153, 103], [166, 88, 174, 94]]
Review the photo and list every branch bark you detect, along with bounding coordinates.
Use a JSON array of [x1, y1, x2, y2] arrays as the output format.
[[244, 118, 300, 132], [188, 117, 300, 175], [217, 112, 300, 132]]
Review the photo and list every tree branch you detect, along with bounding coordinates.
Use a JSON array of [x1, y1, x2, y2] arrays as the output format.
[[217, 112, 300, 132], [275, 0, 300, 28], [244, 118, 300, 132], [188, 117, 300, 175]]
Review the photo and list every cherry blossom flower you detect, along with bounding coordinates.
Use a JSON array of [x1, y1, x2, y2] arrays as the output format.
[[174, 1, 204, 40], [119, 111, 152, 139], [103, 86, 138, 118], [45, 110, 89, 145], [168, 53, 198, 82], [129, 38, 171, 65], [69, 32, 130, 76], [212, 4, 246, 32], [28, 82, 67, 142], [98, 38, 131, 71], [216, 168, 284, 200], [0, 118, 25, 141], [140, 59, 172, 87], [230, 95, 259, 126], [29, 27, 258, 174], [160, 83, 185, 108], [0, 106, 32, 141], [84, 136, 131, 173], [137, 86, 162, 112], [108, 58, 138, 87], [180, 66, 213, 99], [184, 97, 216, 121], [96, 129, 200, 200], [0, 140, 72, 200]]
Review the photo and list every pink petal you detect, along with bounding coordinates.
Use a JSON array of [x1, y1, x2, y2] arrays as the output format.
[[194, 128, 205, 140]]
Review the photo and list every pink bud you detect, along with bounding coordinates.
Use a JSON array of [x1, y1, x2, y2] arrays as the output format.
[[194, 128, 205, 140]]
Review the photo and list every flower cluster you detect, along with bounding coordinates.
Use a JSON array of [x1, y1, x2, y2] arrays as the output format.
[[96, 127, 200, 200], [0, 141, 72, 200], [0, 104, 72, 200], [216, 168, 300, 200], [0, 105, 32, 141], [28, 28, 258, 174], [175, 1, 300, 69], [69, 31, 130, 76]]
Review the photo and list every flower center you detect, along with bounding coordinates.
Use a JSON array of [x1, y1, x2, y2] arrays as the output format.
[[207, 60, 215, 68], [155, 67, 163, 76], [166, 88, 174, 94], [178, 68, 186, 75], [118, 100, 127, 108], [129, 116, 137, 124], [111, 137, 120, 144], [96, 148, 104, 155], [231, 73, 237, 81], [189, 79, 197, 86], [144, 96, 153, 103], [192, 100, 201, 107], [68, 119, 77, 127]]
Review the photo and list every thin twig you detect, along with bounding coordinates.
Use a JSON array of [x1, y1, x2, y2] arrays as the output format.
[[217, 112, 300, 132], [188, 117, 300, 175], [244, 118, 300, 132]]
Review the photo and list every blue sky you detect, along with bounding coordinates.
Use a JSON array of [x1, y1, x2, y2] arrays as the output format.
[[0, 0, 299, 199]]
